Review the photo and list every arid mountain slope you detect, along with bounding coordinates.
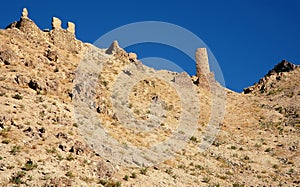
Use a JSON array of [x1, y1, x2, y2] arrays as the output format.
[[0, 9, 299, 186]]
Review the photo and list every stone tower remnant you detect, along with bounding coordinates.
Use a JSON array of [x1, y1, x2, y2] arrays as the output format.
[[195, 48, 210, 77], [21, 8, 28, 18], [194, 48, 215, 88], [52, 17, 62, 30], [67, 22, 75, 34]]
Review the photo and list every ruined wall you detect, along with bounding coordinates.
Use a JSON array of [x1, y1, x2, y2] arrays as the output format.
[[50, 17, 81, 53]]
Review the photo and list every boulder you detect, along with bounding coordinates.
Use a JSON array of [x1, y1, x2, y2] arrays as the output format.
[[45, 50, 59, 62], [0, 49, 17, 65], [128, 52, 137, 62]]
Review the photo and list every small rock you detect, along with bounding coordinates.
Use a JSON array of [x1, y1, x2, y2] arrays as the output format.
[[96, 161, 115, 178], [39, 127, 45, 133], [45, 50, 58, 62], [0, 163, 7, 171], [96, 106, 101, 113], [128, 52, 137, 62], [243, 87, 254, 94], [59, 144, 67, 151], [28, 79, 43, 91], [23, 127, 32, 132], [69, 141, 86, 155], [56, 132, 68, 139], [289, 145, 297, 151], [15, 74, 30, 87], [48, 177, 72, 186]]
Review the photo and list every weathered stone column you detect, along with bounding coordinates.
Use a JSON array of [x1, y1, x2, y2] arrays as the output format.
[[52, 17, 62, 30], [195, 48, 210, 77], [21, 8, 28, 19], [67, 22, 75, 34]]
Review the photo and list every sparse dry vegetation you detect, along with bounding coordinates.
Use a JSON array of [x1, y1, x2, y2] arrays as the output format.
[[0, 8, 298, 187]]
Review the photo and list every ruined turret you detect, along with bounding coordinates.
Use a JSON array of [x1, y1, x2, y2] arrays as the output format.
[[194, 48, 215, 88], [51, 17, 75, 35], [21, 8, 28, 18], [52, 17, 62, 30], [50, 15, 81, 53], [195, 48, 210, 77], [67, 22, 75, 34]]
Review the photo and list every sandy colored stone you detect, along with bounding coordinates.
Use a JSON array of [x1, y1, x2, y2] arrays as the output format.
[[52, 17, 62, 29], [128, 52, 137, 61], [67, 22, 75, 34], [21, 8, 28, 18], [105, 40, 120, 54], [195, 48, 210, 77], [0, 8, 299, 187]]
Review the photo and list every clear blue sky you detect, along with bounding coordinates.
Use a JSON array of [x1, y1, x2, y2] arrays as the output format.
[[1, 0, 299, 92]]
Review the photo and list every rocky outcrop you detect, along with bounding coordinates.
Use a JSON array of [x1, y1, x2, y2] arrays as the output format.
[[128, 52, 137, 62], [105, 40, 123, 55], [267, 60, 297, 75], [173, 72, 194, 88], [45, 49, 59, 62], [106, 40, 137, 62], [0, 49, 17, 65], [243, 60, 299, 94]]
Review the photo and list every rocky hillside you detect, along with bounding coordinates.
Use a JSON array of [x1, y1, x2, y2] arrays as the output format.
[[244, 60, 300, 128], [0, 9, 299, 186]]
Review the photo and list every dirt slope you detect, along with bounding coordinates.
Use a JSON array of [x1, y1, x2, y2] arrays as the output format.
[[0, 9, 299, 187]]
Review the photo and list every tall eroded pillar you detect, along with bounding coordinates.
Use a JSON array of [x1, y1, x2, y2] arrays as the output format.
[[195, 48, 210, 78]]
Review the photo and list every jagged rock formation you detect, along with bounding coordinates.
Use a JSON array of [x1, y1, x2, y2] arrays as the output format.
[[0, 8, 299, 187], [244, 60, 299, 94], [106, 40, 137, 62], [106, 40, 122, 55], [267, 60, 297, 75], [243, 60, 300, 129]]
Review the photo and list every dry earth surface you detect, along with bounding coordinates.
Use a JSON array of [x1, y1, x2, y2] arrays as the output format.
[[0, 10, 299, 187]]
